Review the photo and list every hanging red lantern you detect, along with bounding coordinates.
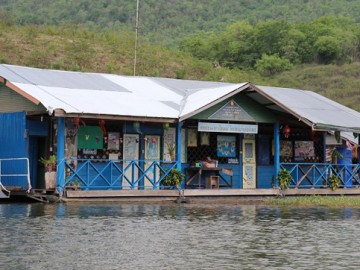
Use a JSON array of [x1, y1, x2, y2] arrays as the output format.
[[151, 137, 156, 143], [283, 125, 291, 138]]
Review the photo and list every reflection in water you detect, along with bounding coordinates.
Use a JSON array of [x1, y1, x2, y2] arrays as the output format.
[[1, 202, 360, 270]]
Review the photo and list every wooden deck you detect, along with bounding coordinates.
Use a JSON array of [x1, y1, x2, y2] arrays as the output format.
[[63, 188, 360, 202]]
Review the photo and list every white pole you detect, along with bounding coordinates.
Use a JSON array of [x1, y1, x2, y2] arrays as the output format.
[[134, 0, 140, 76]]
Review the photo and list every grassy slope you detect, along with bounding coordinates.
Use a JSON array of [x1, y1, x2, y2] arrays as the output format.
[[0, 22, 359, 112]]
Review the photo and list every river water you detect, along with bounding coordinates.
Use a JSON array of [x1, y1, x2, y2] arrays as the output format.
[[1, 202, 360, 270]]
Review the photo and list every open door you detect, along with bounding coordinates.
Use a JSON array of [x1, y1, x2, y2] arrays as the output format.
[[242, 137, 256, 189]]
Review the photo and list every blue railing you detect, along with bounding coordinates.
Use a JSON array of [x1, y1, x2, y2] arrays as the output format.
[[61, 159, 178, 190], [280, 163, 360, 188]]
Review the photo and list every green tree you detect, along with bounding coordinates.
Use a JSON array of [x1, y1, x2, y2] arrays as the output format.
[[314, 36, 341, 64], [255, 54, 293, 76]]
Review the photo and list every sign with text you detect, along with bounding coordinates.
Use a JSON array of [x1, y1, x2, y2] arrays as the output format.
[[209, 99, 255, 121], [198, 122, 258, 134]]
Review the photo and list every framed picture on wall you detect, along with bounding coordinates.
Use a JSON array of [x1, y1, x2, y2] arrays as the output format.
[[280, 140, 293, 157], [145, 135, 160, 160], [108, 132, 120, 150], [217, 135, 236, 157], [294, 141, 315, 161], [187, 128, 198, 147], [163, 127, 176, 162]]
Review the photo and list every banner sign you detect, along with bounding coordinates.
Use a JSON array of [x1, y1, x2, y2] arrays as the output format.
[[198, 122, 258, 134]]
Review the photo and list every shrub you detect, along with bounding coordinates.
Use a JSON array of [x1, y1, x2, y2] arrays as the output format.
[[277, 169, 292, 190]]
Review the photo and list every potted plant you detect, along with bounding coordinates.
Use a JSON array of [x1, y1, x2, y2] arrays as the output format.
[[328, 174, 341, 191], [39, 155, 57, 189], [39, 155, 57, 171], [277, 169, 292, 190], [162, 168, 184, 188]]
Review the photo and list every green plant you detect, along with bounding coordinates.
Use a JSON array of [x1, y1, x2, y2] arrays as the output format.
[[162, 169, 184, 188], [331, 149, 344, 163], [39, 155, 57, 168], [68, 180, 81, 190], [277, 169, 292, 190], [328, 174, 341, 191]]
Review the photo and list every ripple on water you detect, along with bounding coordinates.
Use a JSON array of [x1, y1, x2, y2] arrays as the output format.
[[1, 203, 360, 270]]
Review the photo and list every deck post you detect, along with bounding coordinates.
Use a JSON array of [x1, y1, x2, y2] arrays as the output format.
[[56, 117, 65, 193], [323, 131, 327, 163], [176, 121, 183, 188], [274, 121, 280, 187]]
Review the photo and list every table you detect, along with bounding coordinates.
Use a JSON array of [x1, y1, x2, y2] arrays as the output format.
[[185, 167, 233, 188]]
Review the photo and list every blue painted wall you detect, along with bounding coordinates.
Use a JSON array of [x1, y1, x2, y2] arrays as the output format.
[[257, 166, 275, 188], [0, 112, 28, 189], [27, 119, 48, 136]]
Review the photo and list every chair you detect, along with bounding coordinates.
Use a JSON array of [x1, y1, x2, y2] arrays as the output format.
[[206, 175, 219, 189]]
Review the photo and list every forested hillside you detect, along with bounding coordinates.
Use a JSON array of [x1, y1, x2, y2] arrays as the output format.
[[180, 17, 360, 71], [0, 1, 359, 111], [1, 0, 360, 46]]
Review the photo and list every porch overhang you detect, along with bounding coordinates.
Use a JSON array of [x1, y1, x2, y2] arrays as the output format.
[[54, 110, 177, 123], [312, 123, 360, 134]]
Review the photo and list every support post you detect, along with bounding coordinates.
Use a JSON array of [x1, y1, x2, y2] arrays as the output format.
[[274, 121, 280, 188], [56, 117, 65, 193], [176, 121, 183, 189], [176, 121, 182, 171], [323, 131, 327, 163]]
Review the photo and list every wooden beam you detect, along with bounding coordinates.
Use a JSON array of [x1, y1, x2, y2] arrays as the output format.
[[5, 81, 41, 105], [54, 111, 177, 123]]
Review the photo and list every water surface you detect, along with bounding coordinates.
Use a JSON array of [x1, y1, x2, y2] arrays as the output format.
[[1, 202, 360, 269]]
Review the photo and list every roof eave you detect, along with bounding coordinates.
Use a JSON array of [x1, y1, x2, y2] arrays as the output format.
[[1, 77, 41, 105], [54, 110, 177, 123], [312, 123, 360, 134]]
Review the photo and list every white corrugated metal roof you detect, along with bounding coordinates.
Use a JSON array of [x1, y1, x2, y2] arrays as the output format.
[[1, 64, 360, 132], [0, 64, 245, 120], [255, 85, 360, 133]]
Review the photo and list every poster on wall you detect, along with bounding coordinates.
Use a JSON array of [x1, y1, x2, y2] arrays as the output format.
[[145, 135, 160, 160], [294, 141, 315, 161], [77, 126, 103, 149], [217, 135, 236, 157], [107, 132, 120, 150], [187, 128, 198, 147], [280, 141, 293, 157], [123, 134, 138, 161], [163, 128, 176, 162]]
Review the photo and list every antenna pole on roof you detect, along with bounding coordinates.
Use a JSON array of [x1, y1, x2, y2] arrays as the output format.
[[133, 0, 140, 76]]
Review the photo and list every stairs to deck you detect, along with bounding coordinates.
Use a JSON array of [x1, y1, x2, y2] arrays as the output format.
[[26, 190, 61, 203]]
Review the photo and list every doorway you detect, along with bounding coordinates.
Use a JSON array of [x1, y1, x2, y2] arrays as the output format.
[[29, 136, 47, 189]]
